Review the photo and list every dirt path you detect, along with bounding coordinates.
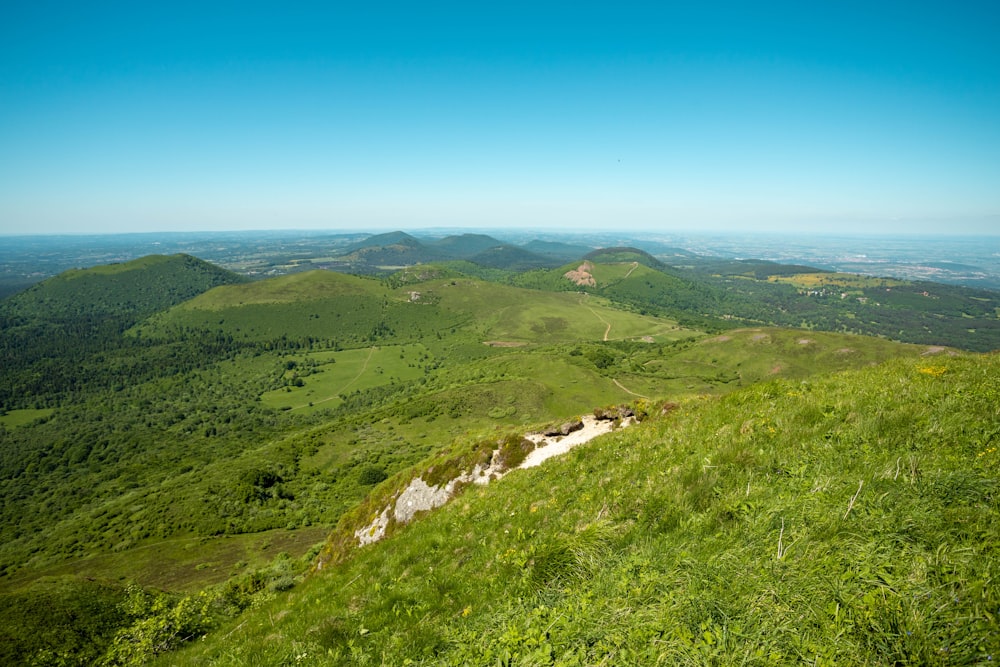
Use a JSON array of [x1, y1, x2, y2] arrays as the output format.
[[588, 308, 612, 341], [613, 378, 649, 399], [291, 346, 377, 411], [622, 261, 639, 279], [578, 295, 612, 341]]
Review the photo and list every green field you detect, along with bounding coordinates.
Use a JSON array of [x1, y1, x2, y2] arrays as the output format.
[[423, 278, 693, 344], [0, 408, 55, 429], [261, 344, 431, 413]]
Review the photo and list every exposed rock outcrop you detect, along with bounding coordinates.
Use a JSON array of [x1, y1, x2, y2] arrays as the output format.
[[542, 419, 584, 437], [352, 414, 636, 548], [563, 262, 596, 287]]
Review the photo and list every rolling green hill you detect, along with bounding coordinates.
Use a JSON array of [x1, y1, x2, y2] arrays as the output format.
[[427, 233, 506, 258], [0, 253, 243, 321], [0, 254, 245, 408], [1, 252, 996, 665], [582, 246, 665, 268], [467, 244, 560, 271], [342, 231, 423, 254], [320, 232, 577, 274], [509, 256, 1000, 351], [161, 352, 998, 666]]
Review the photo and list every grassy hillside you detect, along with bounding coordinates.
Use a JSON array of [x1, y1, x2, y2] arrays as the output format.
[[0, 268, 936, 595], [136, 270, 454, 346], [160, 352, 998, 666], [138, 272, 694, 348], [2, 252, 996, 665], [583, 246, 665, 268], [510, 257, 1000, 351]]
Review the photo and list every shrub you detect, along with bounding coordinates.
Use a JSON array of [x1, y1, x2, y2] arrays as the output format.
[[357, 465, 388, 486]]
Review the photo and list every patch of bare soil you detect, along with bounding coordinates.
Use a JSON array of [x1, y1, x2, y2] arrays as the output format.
[[797, 338, 814, 345], [564, 261, 596, 287]]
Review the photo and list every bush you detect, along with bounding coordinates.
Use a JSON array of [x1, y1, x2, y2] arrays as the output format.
[[357, 465, 388, 486]]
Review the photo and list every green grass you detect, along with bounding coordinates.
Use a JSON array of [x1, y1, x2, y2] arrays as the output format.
[[163, 352, 1000, 666], [0, 408, 55, 428], [179, 270, 384, 308], [260, 344, 430, 413], [0, 526, 329, 595], [5, 256, 996, 665], [423, 278, 694, 344]]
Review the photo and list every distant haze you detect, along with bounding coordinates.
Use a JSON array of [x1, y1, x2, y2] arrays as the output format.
[[1, 3, 998, 235]]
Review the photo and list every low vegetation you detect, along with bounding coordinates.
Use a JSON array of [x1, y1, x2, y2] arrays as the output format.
[[0, 247, 996, 665], [166, 353, 1000, 665]]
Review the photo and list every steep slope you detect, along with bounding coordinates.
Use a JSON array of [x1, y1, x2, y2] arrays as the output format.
[[170, 352, 999, 666]]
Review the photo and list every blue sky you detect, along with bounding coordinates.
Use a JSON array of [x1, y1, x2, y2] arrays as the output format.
[[1, 1, 998, 235]]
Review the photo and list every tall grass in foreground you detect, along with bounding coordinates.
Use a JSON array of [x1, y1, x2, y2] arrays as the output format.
[[169, 354, 999, 665]]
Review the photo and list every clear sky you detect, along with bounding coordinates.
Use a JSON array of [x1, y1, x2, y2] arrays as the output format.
[[1, 1, 998, 235]]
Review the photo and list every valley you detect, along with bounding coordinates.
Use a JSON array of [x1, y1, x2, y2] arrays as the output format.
[[0, 234, 997, 665]]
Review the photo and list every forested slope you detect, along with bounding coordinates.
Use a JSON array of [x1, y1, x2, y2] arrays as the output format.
[[0, 254, 245, 407]]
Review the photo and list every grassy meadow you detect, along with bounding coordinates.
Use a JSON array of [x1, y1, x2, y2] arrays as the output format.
[[2, 254, 997, 666], [163, 353, 1000, 666]]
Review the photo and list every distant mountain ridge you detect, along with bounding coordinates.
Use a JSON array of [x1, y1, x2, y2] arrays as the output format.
[[583, 246, 665, 269], [427, 233, 507, 257], [333, 231, 565, 270]]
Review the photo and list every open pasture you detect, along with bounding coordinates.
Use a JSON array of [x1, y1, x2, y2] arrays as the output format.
[[260, 344, 430, 412]]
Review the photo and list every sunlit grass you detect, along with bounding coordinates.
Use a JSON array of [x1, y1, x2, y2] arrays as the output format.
[[165, 353, 1000, 666], [260, 344, 430, 413], [0, 408, 55, 429]]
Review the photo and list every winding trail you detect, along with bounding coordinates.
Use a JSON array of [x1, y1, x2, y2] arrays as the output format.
[[613, 378, 650, 399], [622, 261, 639, 279], [579, 293, 613, 341], [588, 308, 612, 341]]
